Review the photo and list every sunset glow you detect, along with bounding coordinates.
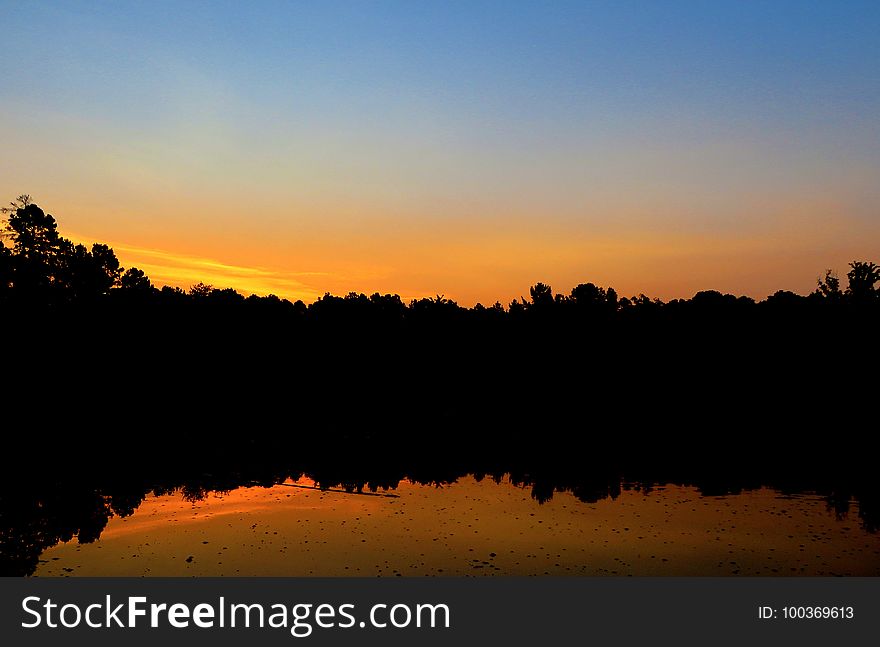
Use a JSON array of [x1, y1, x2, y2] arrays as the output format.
[[2, 1, 878, 304]]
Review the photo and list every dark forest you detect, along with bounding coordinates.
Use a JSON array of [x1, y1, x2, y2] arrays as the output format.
[[1, 195, 877, 576]]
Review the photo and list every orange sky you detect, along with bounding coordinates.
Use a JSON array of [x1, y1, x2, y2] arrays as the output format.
[[2, 3, 879, 305], [48, 190, 877, 305]]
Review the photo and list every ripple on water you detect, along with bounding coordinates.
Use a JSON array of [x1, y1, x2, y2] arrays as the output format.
[[33, 478, 880, 577]]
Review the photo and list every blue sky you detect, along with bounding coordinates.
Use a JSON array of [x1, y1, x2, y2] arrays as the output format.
[[1, 1, 878, 302]]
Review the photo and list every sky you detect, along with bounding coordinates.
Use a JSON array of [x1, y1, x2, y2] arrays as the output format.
[[1, 0, 878, 304]]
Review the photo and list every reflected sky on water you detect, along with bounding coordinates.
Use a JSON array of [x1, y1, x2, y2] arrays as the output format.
[[35, 476, 880, 577]]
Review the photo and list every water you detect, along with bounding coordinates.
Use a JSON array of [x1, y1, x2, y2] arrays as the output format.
[[32, 476, 880, 577]]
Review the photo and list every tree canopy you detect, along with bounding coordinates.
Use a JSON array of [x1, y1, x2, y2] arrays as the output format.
[[2, 196, 877, 318]]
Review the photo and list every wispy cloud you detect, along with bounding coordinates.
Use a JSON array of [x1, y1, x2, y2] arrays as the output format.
[[70, 235, 328, 301]]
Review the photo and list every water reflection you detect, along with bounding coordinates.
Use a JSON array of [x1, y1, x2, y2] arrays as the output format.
[[29, 478, 880, 577], [2, 446, 878, 576]]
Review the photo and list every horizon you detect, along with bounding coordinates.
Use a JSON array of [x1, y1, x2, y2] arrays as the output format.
[[2, 1, 879, 305], [2, 195, 870, 306]]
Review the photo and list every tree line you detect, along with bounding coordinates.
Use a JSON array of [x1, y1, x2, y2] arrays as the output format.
[[2, 195, 878, 319], [2, 194, 876, 462], [2, 194, 877, 566], [2, 429, 876, 577]]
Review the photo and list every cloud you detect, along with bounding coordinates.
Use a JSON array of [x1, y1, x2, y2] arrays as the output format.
[[70, 235, 328, 302]]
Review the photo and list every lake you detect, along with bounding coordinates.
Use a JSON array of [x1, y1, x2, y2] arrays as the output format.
[[31, 475, 880, 577]]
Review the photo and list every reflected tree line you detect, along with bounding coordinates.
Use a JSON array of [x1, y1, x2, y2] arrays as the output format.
[[1, 434, 877, 577], [1, 196, 878, 575]]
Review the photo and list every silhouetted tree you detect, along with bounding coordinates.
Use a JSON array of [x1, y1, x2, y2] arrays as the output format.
[[1, 196, 127, 304], [508, 298, 526, 316], [846, 261, 880, 303], [570, 283, 618, 318], [2, 196, 63, 297], [529, 282, 553, 308], [119, 267, 153, 292], [59, 242, 123, 300], [189, 282, 213, 298], [2, 195, 60, 259], [765, 290, 806, 309], [209, 287, 246, 305], [816, 269, 842, 301], [89, 243, 123, 293]]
